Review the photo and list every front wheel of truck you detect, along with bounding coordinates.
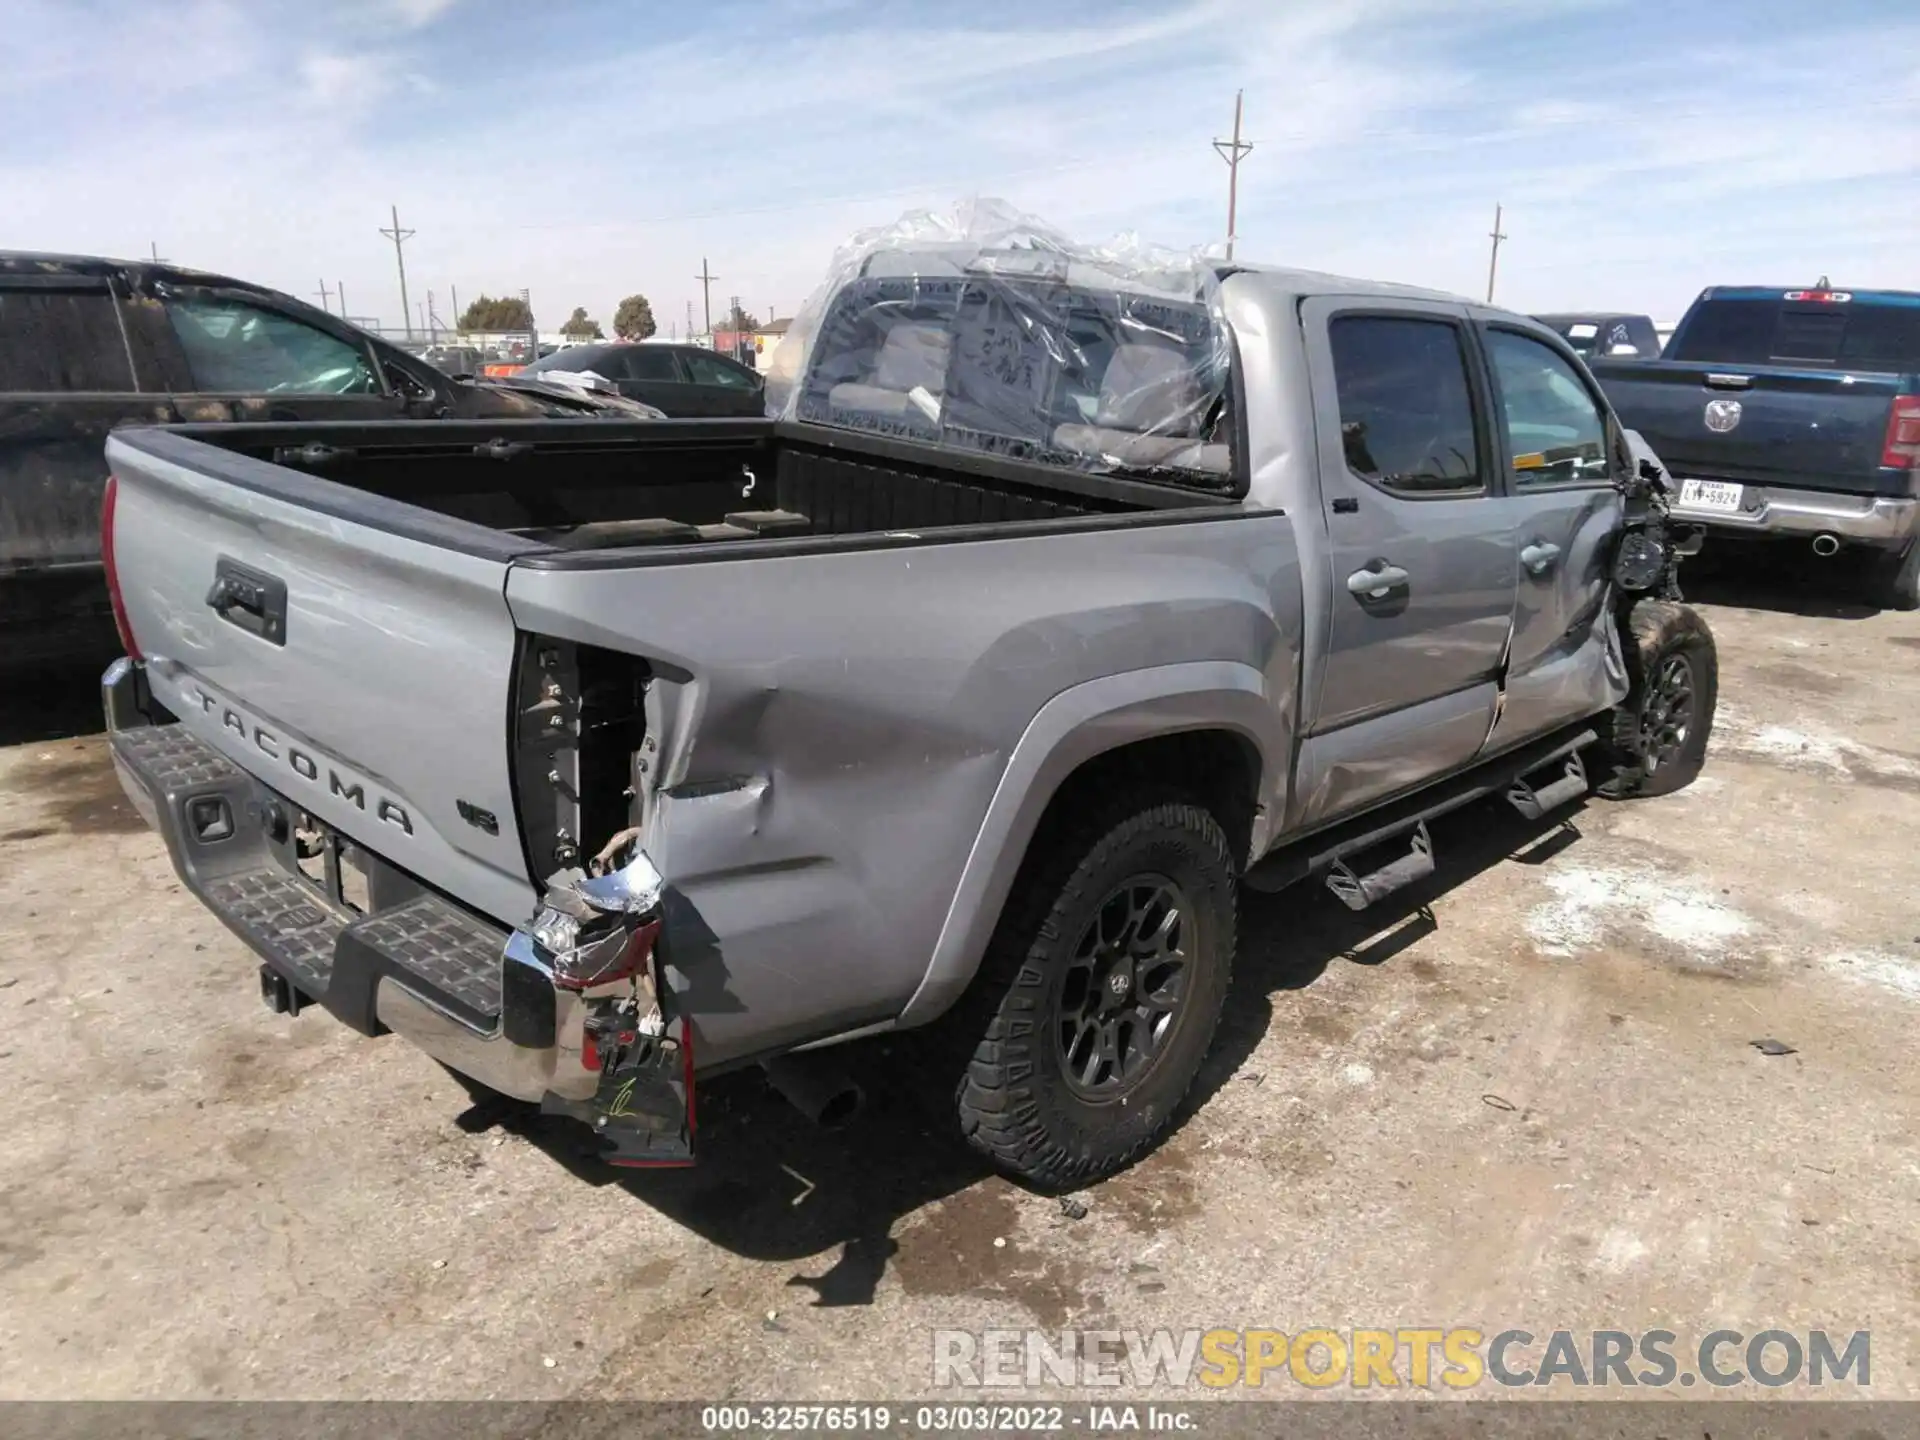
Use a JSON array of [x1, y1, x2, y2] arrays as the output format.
[[1597, 599, 1718, 800], [955, 792, 1236, 1189]]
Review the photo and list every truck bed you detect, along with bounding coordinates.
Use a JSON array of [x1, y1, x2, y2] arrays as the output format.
[[137, 417, 1231, 561]]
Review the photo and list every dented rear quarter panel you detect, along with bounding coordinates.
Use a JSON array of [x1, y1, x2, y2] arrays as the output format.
[[505, 517, 1304, 1066]]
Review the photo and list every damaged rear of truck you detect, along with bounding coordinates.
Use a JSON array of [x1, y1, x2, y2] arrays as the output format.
[[101, 203, 1712, 1186]]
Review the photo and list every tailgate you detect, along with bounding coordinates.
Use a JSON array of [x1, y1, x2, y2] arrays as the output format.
[[104, 428, 537, 924], [1607, 363, 1909, 497]]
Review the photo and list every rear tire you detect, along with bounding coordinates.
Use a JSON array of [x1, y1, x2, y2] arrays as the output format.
[[1597, 599, 1717, 799], [955, 792, 1236, 1189]]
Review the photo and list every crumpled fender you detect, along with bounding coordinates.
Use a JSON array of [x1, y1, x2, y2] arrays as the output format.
[[895, 659, 1284, 1028]]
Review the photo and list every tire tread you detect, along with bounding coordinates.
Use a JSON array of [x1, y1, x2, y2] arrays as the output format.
[[954, 791, 1236, 1189]]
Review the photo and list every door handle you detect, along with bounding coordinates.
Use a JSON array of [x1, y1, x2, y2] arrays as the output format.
[[1346, 563, 1410, 599], [1520, 541, 1562, 575]]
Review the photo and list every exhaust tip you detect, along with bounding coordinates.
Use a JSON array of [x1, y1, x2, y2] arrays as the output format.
[[762, 1054, 865, 1129], [814, 1087, 863, 1130], [1811, 533, 1841, 558]]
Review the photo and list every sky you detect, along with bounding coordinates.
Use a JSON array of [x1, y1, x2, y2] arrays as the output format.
[[4, 0, 1916, 336]]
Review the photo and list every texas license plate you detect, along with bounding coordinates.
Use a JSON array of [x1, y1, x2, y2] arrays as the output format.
[[1678, 478, 1743, 513]]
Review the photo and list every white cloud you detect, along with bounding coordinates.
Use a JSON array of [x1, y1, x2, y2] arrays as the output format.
[[0, 0, 1913, 336], [298, 50, 396, 106], [390, 0, 460, 26]]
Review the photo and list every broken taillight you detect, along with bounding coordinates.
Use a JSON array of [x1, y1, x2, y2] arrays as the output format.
[[524, 843, 666, 991], [1884, 396, 1920, 471], [100, 474, 142, 661]]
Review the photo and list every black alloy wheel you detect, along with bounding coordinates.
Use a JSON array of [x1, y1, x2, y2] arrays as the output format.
[[1054, 876, 1193, 1099]]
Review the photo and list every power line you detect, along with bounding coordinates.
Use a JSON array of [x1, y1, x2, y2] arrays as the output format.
[[379, 204, 416, 341], [1486, 203, 1507, 304], [1212, 90, 1255, 261]]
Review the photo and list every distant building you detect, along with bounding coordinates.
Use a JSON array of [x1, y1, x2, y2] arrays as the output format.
[[696, 319, 792, 369], [753, 318, 792, 367]]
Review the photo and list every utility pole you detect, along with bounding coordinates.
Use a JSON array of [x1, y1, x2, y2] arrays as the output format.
[[337, 282, 347, 323], [149, 241, 165, 263], [379, 204, 416, 340], [1212, 90, 1254, 261], [417, 299, 427, 334], [450, 283, 460, 333], [1486, 203, 1507, 304], [685, 300, 695, 342], [695, 258, 717, 341], [315, 279, 334, 314]]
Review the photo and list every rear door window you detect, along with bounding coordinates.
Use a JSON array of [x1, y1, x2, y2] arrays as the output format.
[[164, 295, 380, 394], [0, 285, 135, 392], [624, 346, 683, 382], [1328, 315, 1484, 495]]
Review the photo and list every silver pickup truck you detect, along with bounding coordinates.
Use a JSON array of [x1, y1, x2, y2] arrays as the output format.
[[100, 235, 1717, 1186]]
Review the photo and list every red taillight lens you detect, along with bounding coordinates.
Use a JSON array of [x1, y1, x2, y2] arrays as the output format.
[[100, 474, 142, 661], [1884, 396, 1920, 470]]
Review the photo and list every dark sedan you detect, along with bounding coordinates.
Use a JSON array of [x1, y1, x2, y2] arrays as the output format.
[[520, 341, 767, 417]]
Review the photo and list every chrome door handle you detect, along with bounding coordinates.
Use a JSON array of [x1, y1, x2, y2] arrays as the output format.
[[1347, 564, 1410, 599], [1520, 541, 1562, 575]]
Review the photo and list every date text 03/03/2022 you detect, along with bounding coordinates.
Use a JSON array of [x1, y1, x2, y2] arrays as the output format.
[[699, 1404, 1197, 1432]]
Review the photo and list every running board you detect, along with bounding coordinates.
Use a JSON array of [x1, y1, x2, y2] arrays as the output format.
[[1325, 822, 1434, 911], [1244, 721, 1599, 895], [1506, 749, 1590, 820]]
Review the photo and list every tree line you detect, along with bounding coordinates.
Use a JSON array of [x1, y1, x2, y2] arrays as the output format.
[[457, 293, 762, 341]]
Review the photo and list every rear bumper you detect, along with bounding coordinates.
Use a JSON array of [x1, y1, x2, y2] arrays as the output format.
[[1671, 482, 1918, 549], [103, 658, 595, 1107]]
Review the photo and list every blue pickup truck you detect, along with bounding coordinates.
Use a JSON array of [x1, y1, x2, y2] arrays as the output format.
[[1590, 285, 1920, 608]]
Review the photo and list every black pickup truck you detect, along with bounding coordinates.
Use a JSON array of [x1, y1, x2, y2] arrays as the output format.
[[0, 253, 658, 666], [1590, 285, 1920, 608]]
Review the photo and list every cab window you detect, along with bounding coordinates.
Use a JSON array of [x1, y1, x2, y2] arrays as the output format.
[[165, 296, 379, 395], [682, 351, 756, 388], [1328, 315, 1484, 495], [0, 285, 135, 392], [1484, 329, 1611, 487]]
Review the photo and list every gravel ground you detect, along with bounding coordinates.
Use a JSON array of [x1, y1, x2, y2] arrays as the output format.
[[1, 562, 1916, 1404]]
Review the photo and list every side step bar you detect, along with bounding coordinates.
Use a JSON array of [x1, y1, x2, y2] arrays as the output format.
[[1506, 749, 1589, 821], [1245, 720, 1599, 898], [1326, 822, 1434, 912]]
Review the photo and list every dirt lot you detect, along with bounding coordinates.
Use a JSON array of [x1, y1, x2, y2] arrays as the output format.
[[2, 563, 1917, 1403]]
